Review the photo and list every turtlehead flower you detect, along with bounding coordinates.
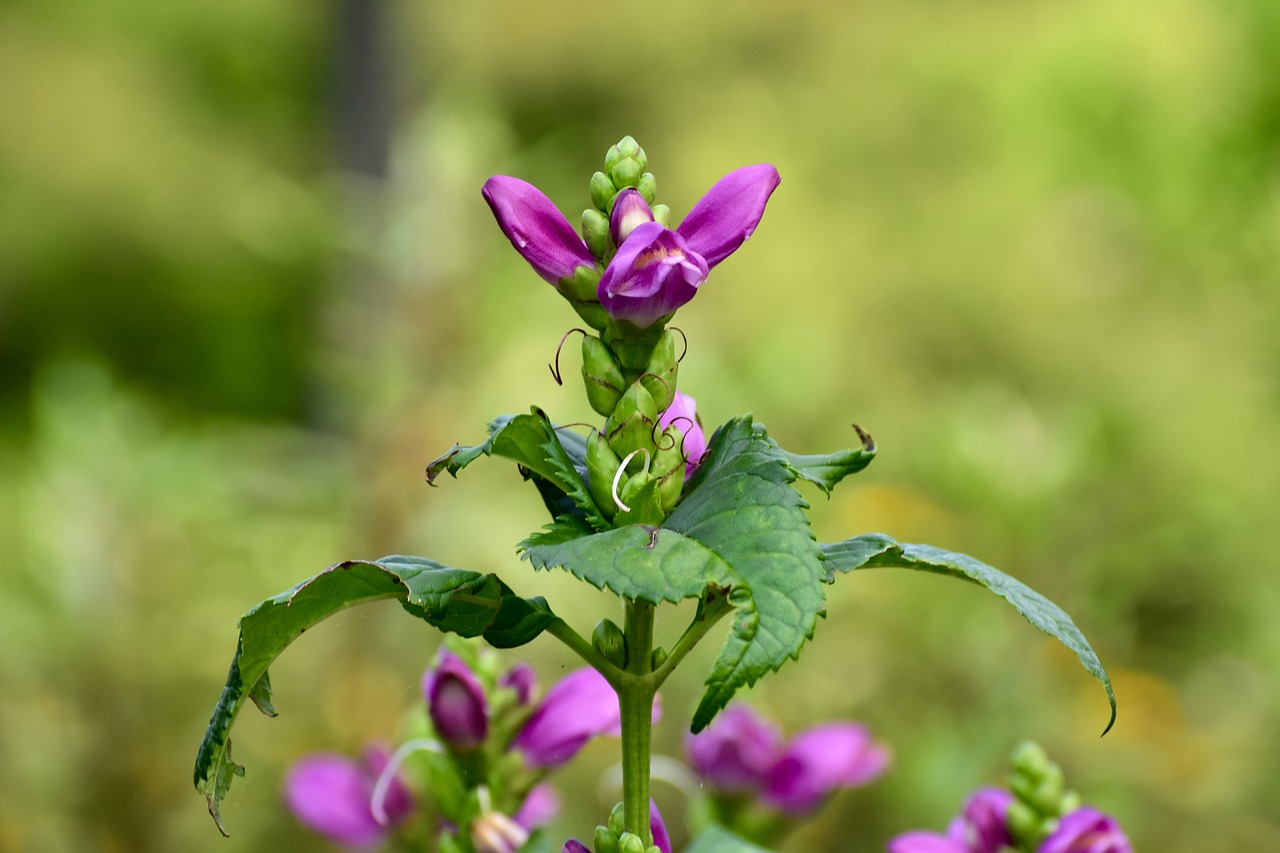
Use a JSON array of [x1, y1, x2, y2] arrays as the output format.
[[482, 163, 779, 329], [887, 787, 1012, 853], [685, 703, 889, 816], [1039, 808, 1132, 853], [482, 176, 597, 286], [513, 783, 561, 829], [283, 745, 414, 849], [423, 651, 489, 751], [514, 667, 661, 768], [657, 391, 708, 478], [598, 165, 780, 327]]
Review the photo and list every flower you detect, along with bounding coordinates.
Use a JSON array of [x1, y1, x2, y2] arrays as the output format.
[[685, 704, 889, 816], [423, 651, 489, 751], [887, 788, 1014, 853], [499, 662, 539, 706], [513, 783, 561, 829], [1039, 808, 1132, 853], [482, 176, 597, 285], [513, 667, 661, 768], [657, 391, 707, 478], [597, 165, 780, 327], [283, 745, 414, 849]]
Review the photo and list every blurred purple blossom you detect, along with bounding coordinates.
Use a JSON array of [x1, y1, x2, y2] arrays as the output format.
[[513, 667, 660, 768], [685, 703, 889, 816], [283, 745, 413, 849], [423, 651, 489, 751], [657, 391, 708, 478], [887, 787, 1012, 853], [1039, 808, 1132, 853]]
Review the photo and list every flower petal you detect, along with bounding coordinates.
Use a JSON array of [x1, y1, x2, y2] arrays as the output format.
[[514, 784, 561, 829], [482, 176, 596, 284], [499, 663, 540, 707], [598, 222, 708, 327], [610, 188, 656, 245], [1039, 808, 1132, 853], [562, 841, 592, 853], [676, 164, 780, 269], [650, 800, 673, 853], [683, 703, 782, 792], [761, 723, 890, 814], [657, 391, 708, 478], [513, 668, 660, 768], [951, 787, 1013, 853], [283, 753, 391, 849]]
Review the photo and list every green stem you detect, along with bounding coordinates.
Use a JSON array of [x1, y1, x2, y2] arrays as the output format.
[[620, 598, 656, 845], [652, 590, 733, 689], [545, 618, 624, 685]]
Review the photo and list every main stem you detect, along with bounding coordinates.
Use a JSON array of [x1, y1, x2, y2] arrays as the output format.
[[620, 598, 656, 845]]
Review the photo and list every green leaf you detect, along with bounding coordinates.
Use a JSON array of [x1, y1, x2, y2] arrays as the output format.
[[426, 409, 610, 532], [523, 417, 825, 732], [194, 557, 555, 835], [683, 825, 774, 853], [822, 533, 1116, 734], [772, 422, 876, 495]]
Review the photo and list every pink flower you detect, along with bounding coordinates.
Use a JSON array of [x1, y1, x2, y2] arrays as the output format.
[[423, 652, 489, 751], [283, 746, 414, 849], [1039, 808, 1132, 853], [513, 668, 660, 768], [657, 391, 708, 478]]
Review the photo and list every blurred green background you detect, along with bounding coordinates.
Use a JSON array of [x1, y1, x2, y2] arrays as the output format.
[[2, 0, 1278, 850]]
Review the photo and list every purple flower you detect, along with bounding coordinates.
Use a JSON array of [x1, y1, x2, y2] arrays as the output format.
[[887, 788, 1012, 853], [684, 704, 783, 791], [423, 652, 489, 751], [513, 783, 561, 829], [499, 662, 540, 707], [482, 176, 597, 285], [1039, 808, 1132, 853], [513, 668, 660, 768], [562, 842, 592, 853], [657, 391, 708, 478], [283, 746, 414, 849], [685, 704, 889, 817], [598, 165, 780, 327]]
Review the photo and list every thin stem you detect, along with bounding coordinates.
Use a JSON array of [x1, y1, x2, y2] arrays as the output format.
[[620, 598, 656, 845], [652, 590, 733, 688], [545, 618, 624, 686]]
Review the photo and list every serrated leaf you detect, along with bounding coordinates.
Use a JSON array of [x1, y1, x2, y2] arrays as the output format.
[[523, 417, 825, 732], [194, 557, 555, 835], [683, 825, 773, 853], [822, 533, 1116, 734], [426, 409, 609, 531], [771, 422, 876, 495]]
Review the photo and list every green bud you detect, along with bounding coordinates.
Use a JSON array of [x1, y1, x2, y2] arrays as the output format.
[[582, 336, 626, 417], [1029, 765, 1066, 815], [1060, 790, 1081, 815], [1011, 741, 1051, 780], [583, 208, 612, 260], [437, 832, 467, 853], [559, 263, 602, 303], [617, 471, 665, 527], [591, 171, 617, 213], [651, 204, 671, 227], [604, 320, 666, 375], [651, 646, 668, 670], [608, 802, 627, 836], [640, 329, 679, 413], [572, 301, 610, 331], [617, 135, 644, 164], [611, 157, 644, 190], [604, 382, 658, 461], [637, 172, 657, 204], [1005, 800, 1042, 848], [586, 431, 623, 518], [594, 826, 620, 853], [592, 618, 627, 668], [618, 833, 646, 853], [652, 428, 686, 511]]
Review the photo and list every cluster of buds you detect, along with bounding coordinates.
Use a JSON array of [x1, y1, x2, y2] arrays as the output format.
[[563, 801, 672, 853], [888, 742, 1132, 853], [284, 640, 656, 852]]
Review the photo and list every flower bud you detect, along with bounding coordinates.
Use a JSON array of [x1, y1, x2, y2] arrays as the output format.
[[582, 336, 626, 417], [651, 429, 686, 512], [650, 646, 668, 670], [617, 471, 665, 526], [424, 653, 489, 751], [637, 172, 657, 205], [583, 208, 612, 260], [610, 158, 644, 190], [618, 833, 647, 853], [651, 204, 671, 227], [559, 264, 602, 303], [1006, 799, 1045, 848], [608, 802, 627, 836], [590, 171, 617, 213], [594, 826, 621, 853], [586, 431, 624, 519], [604, 382, 659, 461], [640, 330, 679, 413], [592, 619, 627, 668]]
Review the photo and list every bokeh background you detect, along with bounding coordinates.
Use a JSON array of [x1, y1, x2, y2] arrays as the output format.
[[2, 0, 1278, 850]]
